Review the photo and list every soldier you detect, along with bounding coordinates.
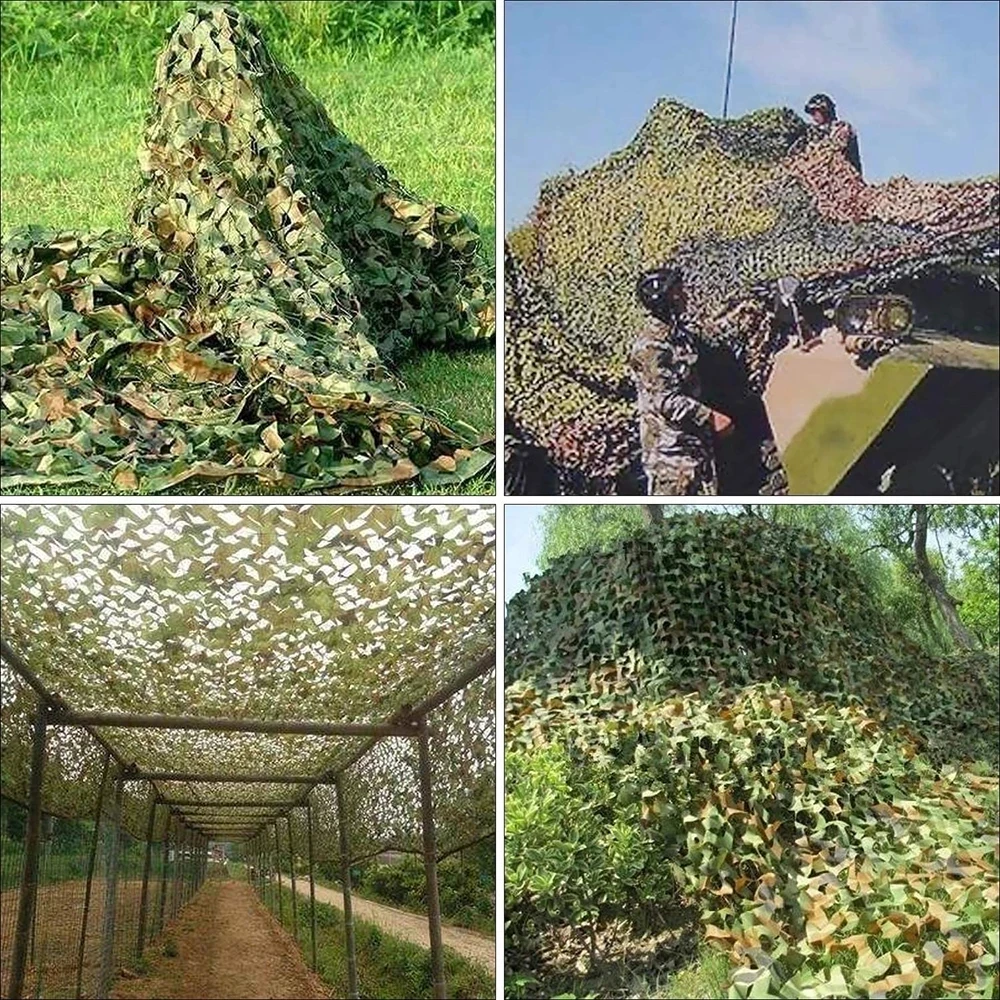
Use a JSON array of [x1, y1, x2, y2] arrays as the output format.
[[803, 93, 863, 176], [629, 267, 734, 495]]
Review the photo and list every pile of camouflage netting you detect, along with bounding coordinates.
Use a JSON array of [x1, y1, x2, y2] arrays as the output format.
[[1, 5, 494, 492], [505, 515, 1000, 999], [505, 99, 999, 494]]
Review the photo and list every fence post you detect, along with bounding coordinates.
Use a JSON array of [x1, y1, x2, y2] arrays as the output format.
[[171, 820, 182, 918], [418, 717, 447, 1000], [156, 816, 170, 937], [335, 775, 360, 1000], [8, 703, 48, 1000], [98, 772, 125, 999], [286, 814, 299, 942], [274, 822, 284, 924], [75, 749, 111, 999], [306, 800, 318, 972], [136, 792, 157, 960]]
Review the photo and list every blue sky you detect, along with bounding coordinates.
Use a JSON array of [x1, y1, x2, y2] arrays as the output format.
[[504, 504, 546, 602], [504, 0, 1000, 229]]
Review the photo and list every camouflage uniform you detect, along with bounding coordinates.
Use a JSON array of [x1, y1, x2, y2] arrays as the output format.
[[629, 318, 717, 495], [808, 118, 862, 176]]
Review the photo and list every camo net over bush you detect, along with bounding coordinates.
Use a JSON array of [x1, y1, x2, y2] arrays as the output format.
[[505, 515, 999, 998], [504, 99, 999, 494], [505, 513, 999, 767], [1, 4, 494, 492]]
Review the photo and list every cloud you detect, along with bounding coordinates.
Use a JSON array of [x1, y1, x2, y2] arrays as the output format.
[[730, 0, 941, 126]]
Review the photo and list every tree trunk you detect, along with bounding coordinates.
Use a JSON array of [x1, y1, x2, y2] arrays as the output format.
[[911, 505, 979, 649], [643, 505, 663, 525]]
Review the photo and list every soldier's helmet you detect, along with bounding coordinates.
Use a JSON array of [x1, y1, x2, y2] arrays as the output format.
[[636, 267, 683, 321], [804, 93, 836, 120]]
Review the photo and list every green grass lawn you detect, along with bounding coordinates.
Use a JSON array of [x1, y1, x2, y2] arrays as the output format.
[[0, 43, 495, 495]]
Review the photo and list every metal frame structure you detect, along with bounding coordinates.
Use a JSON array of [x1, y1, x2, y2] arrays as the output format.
[[1, 645, 494, 1000]]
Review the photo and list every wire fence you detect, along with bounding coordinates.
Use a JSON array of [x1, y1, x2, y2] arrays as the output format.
[[0, 796, 206, 999]]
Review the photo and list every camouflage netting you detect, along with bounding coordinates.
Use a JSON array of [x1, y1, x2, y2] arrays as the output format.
[[505, 514, 999, 768], [505, 99, 999, 494], [1, 4, 494, 493], [0, 504, 495, 854], [505, 514, 1000, 999]]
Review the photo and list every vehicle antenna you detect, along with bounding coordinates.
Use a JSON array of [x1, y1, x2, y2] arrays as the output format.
[[722, 0, 738, 118]]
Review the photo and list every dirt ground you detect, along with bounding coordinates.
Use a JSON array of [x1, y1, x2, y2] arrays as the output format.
[[291, 878, 495, 976], [112, 880, 329, 1000]]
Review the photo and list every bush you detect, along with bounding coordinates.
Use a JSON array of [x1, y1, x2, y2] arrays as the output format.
[[355, 851, 494, 934], [506, 740, 675, 966]]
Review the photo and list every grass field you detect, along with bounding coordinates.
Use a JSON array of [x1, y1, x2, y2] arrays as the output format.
[[0, 3, 495, 495]]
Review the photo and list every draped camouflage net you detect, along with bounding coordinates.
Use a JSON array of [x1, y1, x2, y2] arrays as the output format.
[[504, 99, 999, 494], [505, 514, 1000, 999], [505, 513, 999, 768], [1, 4, 494, 493], [0, 504, 495, 853]]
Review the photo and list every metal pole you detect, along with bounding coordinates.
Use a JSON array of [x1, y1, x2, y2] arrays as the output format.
[[8, 705, 47, 1000], [136, 792, 157, 960], [75, 749, 111, 999], [98, 773, 125, 1000], [274, 823, 284, 924], [286, 815, 299, 942], [156, 817, 170, 937], [418, 718, 447, 1000], [722, 0, 738, 118], [306, 801, 318, 972], [335, 775, 359, 1000], [171, 821, 181, 918], [48, 709, 418, 738], [183, 827, 192, 904]]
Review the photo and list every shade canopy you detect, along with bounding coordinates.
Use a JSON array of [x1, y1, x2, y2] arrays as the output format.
[[0, 504, 495, 850]]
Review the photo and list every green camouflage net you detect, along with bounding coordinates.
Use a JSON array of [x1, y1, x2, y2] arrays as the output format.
[[0, 504, 495, 849], [1, 4, 494, 493], [505, 515, 1000, 998], [505, 513, 999, 768], [504, 100, 999, 494]]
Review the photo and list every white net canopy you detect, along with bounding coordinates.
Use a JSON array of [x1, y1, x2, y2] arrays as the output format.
[[0, 503, 495, 856]]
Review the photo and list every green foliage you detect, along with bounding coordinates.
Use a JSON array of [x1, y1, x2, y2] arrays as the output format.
[[538, 505, 653, 569], [956, 511, 1000, 649], [506, 741, 676, 960], [0, 1, 495, 70], [355, 851, 494, 935], [266, 883, 494, 999]]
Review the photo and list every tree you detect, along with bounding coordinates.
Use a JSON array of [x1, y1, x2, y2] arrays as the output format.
[[858, 505, 997, 651], [911, 506, 978, 649]]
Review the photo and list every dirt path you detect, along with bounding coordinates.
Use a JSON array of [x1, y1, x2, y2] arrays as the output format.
[[112, 880, 329, 1000], [288, 877, 495, 976]]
